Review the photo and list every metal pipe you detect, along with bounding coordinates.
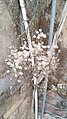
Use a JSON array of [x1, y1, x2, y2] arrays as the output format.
[[48, 0, 56, 50], [52, 1, 67, 50], [40, 1, 56, 118], [57, 1, 67, 38], [19, 0, 34, 66], [40, 74, 48, 119], [34, 77, 38, 119], [40, 1, 67, 119]]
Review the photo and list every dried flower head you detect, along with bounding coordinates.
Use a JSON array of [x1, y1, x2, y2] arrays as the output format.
[[39, 29, 42, 32], [35, 30, 39, 34]]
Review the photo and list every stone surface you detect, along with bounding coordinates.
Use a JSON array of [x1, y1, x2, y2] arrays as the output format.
[[44, 114, 56, 119], [46, 91, 67, 118], [0, 0, 17, 74], [0, 80, 33, 119], [39, 89, 67, 119]]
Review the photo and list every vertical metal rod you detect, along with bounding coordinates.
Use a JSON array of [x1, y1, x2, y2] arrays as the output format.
[[34, 77, 38, 119], [48, 0, 56, 50], [40, 1, 56, 118], [51, 1, 67, 51], [40, 74, 48, 119], [19, 0, 34, 66], [40, 1, 67, 119], [19, 1, 38, 119], [47, 0, 49, 7], [57, 1, 67, 38]]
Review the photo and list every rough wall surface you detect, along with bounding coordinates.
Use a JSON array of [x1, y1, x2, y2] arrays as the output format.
[[0, 76, 33, 119], [0, 0, 18, 75]]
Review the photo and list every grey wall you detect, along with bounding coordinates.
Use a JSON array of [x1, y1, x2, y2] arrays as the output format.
[[0, 0, 18, 74]]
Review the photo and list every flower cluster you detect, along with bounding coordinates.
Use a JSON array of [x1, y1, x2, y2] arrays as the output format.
[[32, 29, 47, 46], [51, 83, 67, 96], [31, 29, 50, 78], [33, 29, 47, 40], [5, 29, 60, 83], [5, 43, 32, 82]]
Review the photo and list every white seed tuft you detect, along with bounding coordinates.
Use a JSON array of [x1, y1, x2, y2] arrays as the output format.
[[19, 72, 23, 76], [6, 70, 10, 73], [39, 29, 42, 32], [35, 31, 39, 34], [33, 35, 36, 39], [15, 74, 18, 78]]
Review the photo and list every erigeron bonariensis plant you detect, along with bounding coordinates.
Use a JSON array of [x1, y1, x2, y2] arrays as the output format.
[[5, 44, 31, 82], [5, 29, 60, 83]]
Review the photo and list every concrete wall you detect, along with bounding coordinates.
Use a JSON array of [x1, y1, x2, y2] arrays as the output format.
[[0, 0, 19, 74]]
